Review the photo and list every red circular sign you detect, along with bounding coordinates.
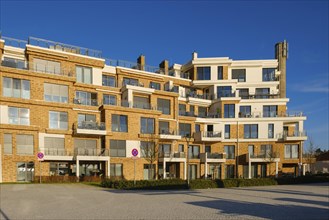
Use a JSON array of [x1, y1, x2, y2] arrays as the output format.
[[132, 148, 138, 157], [37, 152, 44, 159]]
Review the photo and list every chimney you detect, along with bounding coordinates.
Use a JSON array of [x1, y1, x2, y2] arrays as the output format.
[[275, 40, 288, 98], [159, 60, 169, 75], [192, 51, 198, 60], [137, 54, 145, 71]]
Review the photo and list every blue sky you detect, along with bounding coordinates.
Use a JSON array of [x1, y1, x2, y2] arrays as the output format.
[[1, 0, 328, 149]]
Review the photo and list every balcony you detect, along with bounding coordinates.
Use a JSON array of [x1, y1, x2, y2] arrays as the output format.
[[200, 152, 226, 163], [277, 131, 307, 141], [159, 152, 186, 163], [238, 111, 304, 119], [179, 111, 196, 117], [107, 59, 166, 74], [2, 36, 27, 48], [132, 101, 157, 110], [28, 37, 102, 58], [75, 121, 106, 135], [240, 93, 280, 99], [74, 148, 110, 157], [194, 131, 222, 142], [73, 98, 98, 106], [40, 148, 73, 161], [246, 152, 280, 163], [159, 130, 182, 140]]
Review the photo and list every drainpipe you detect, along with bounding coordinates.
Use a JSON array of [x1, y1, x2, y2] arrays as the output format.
[[236, 121, 239, 178]]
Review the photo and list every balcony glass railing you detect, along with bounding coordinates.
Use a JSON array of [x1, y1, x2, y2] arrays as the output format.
[[2, 36, 27, 48], [74, 148, 109, 156], [250, 152, 280, 159], [202, 131, 222, 138], [159, 152, 186, 158], [73, 98, 98, 106], [76, 121, 105, 130], [159, 129, 179, 135], [217, 91, 236, 98], [277, 130, 307, 139], [133, 101, 156, 110], [238, 111, 304, 118], [28, 37, 102, 58], [42, 148, 72, 156], [206, 153, 224, 159]]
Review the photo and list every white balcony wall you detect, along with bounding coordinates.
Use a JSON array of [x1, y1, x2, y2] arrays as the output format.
[[0, 105, 8, 124], [92, 67, 103, 86]]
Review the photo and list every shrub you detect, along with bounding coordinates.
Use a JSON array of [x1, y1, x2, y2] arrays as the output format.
[[101, 179, 187, 190], [276, 176, 329, 185], [33, 176, 78, 183], [189, 179, 218, 189]]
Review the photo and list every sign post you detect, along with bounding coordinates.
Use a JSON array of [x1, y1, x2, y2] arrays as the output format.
[[37, 152, 44, 184], [131, 148, 139, 186]]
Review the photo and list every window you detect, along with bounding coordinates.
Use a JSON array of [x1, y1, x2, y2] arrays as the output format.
[[34, 58, 61, 74], [75, 91, 98, 106], [141, 142, 155, 158], [157, 98, 170, 115], [263, 68, 276, 81], [110, 164, 123, 177], [217, 86, 233, 98], [239, 106, 251, 118], [218, 66, 223, 80], [237, 89, 249, 99], [195, 124, 200, 133], [17, 162, 34, 182], [260, 145, 272, 157], [4, 134, 12, 154], [103, 94, 116, 105], [133, 96, 150, 109], [198, 107, 207, 117], [110, 140, 126, 157], [285, 144, 299, 159], [263, 105, 278, 117], [44, 83, 68, 103], [244, 124, 258, 139], [178, 144, 184, 152], [197, 67, 211, 80], [8, 107, 30, 125], [159, 144, 171, 154], [2, 57, 26, 69], [123, 77, 138, 86], [75, 139, 97, 156], [179, 104, 186, 116], [255, 88, 270, 99], [190, 105, 195, 115], [102, 75, 116, 87], [78, 114, 96, 127], [205, 146, 211, 153], [248, 145, 254, 156], [159, 121, 169, 134], [49, 111, 68, 130], [16, 134, 34, 155], [140, 117, 155, 134], [225, 125, 230, 139], [112, 114, 128, 132], [49, 162, 69, 176], [179, 123, 191, 137], [224, 145, 235, 159], [268, 124, 274, 138], [44, 137, 65, 155], [189, 164, 198, 180], [150, 82, 161, 90], [76, 66, 92, 84], [225, 165, 235, 178], [3, 77, 30, 99], [232, 69, 246, 82], [189, 145, 200, 158], [224, 104, 235, 118]]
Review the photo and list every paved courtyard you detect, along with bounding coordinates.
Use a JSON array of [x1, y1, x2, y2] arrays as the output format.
[[0, 183, 328, 219]]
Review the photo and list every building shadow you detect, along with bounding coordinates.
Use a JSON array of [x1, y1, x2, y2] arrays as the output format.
[[275, 197, 329, 208]]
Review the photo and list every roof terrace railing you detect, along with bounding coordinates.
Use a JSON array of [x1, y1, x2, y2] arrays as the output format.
[[2, 36, 27, 48], [28, 37, 102, 58]]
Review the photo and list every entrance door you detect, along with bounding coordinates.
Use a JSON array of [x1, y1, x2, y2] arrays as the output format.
[[189, 164, 197, 180], [17, 162, 34, 182], [209, 164, 221, 179], [261, 164, 267, 177]]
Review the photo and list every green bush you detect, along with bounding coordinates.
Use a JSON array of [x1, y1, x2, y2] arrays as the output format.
[[189, 179, 218, 189], [276, 176, 329, 185]]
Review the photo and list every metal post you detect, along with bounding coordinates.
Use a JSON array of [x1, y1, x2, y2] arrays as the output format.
[[134, 159, 136, 186], [39, 160, 42, 184]]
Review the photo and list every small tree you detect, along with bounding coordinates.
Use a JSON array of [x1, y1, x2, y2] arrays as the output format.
[[140, 134, 159, 180], [265, 150, 280, 177], [304, 137, 317, 174]]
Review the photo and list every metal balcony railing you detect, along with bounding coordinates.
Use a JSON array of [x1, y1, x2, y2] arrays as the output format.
[[42, 148, 72, 156], [159, 152, 186, 158], [74, 148, 109, 156], [201, 131, 222, 138], [2, 36, 27, 48], [277, 131, 307, 139], [76, 121, 106, 130], [159, 129, 179, 135], [28, 37, 102, 58], [250, 152, 280, 159], [73, 98, 98, 106], [206, 153, 225, 159], [238, 111, 304, 118]]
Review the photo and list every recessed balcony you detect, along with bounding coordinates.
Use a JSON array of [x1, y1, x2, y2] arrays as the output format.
[[200, 152, 226, 163], [246, 152, 280, 163], [277, 131, 307, 141], [75, 121, 106, 135], [194, 131, 222, 142], [159, 130, 182, 140], [39, 148, 73, 161], [158, 152, 186, 162]]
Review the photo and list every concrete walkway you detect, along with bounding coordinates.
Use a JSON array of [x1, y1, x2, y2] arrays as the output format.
[[1, 183, 328, 219]]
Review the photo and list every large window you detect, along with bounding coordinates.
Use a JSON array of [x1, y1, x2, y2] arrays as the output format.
[[179, 123, 191, 137], [224, 145, 235, 159], [244, 124, 258, 139], [189, 145, 200, 158], [263, 68, 276, 81], [110, 164, 123, 177], [225, 165, 235, 178], [4, 134, 12, 154], [78, 114, 96, 123], [285, 144, 299, 159], [157, 98, 170, 115], [150, 82, 161, 90], [217, 86, 233, 98], [34, 58, 61, 74], [76, 66, 92, 84], [123, 77, 138, 86], [1, 57, 26, 69], [159, 144, 171, 155], [232, 69, 246, 82], [268, 124, 274, 138], [16, 134, 34, 155], [49, 111, 68, 130], [198, 107, 207, 117], [110, 140, 126, 157], [75, 91, 97, 106], [140, 141, 155, 158], [224, 104, 235, 118], [112, 114, 128, 132], [3, 77, 30, 99], [44, 83, 68, 103], [74, 139, 97, 156], [255, 88, 270, 99], [218, 66, 223, 80], [133, 96, 150, 109], [8, 107, 30, 125], [44, 137, 65, 155], [225, 125, 230, 139], [179, 104, 186, 116], [239, 106, 251, 118], [197, 67, 211, 80], [102, 75, 116, 87], [263, 105, 278, 117], [140, 117, 155, 134], [159, 121, 170, 134], [103, 94, 116, 105], [260, 145, 272, 157], [237, 89, 249, 99]]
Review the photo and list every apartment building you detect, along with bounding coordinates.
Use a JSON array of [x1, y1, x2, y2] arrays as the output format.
[[0, 36, 307, 182]]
